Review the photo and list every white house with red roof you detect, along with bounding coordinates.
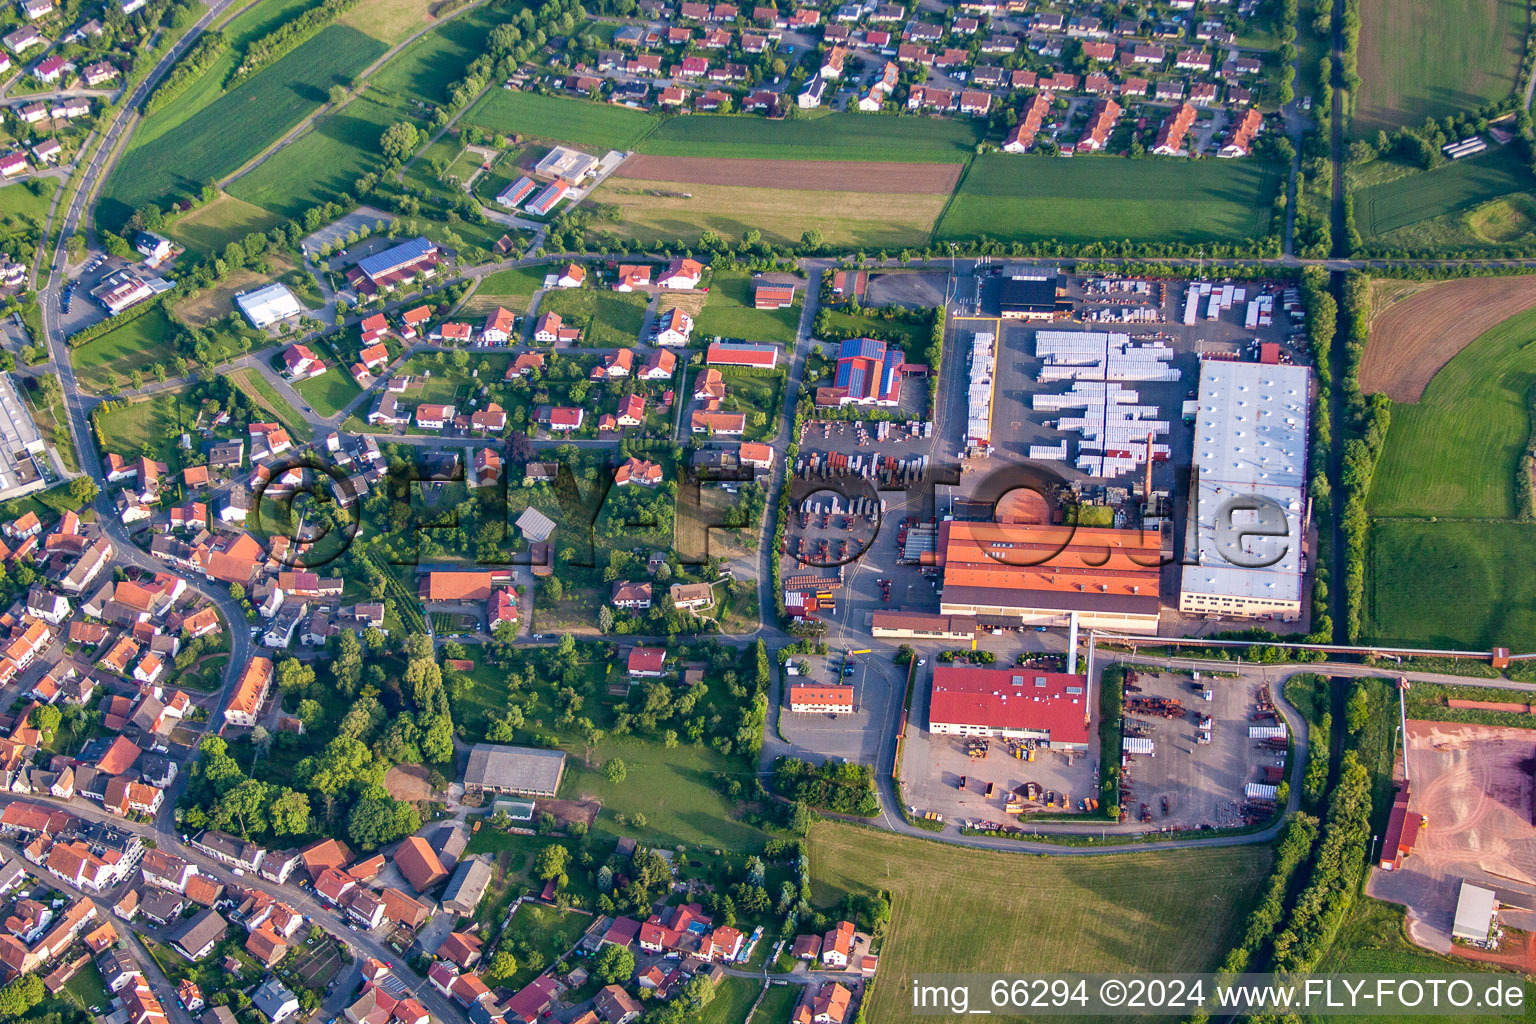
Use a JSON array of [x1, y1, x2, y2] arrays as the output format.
[[281, 344, 325, 380], [657, 258, 705, 289]]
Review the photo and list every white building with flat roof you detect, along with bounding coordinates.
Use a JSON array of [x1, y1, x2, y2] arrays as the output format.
[[1452, 881, 1498, 944], [235, 282, 305, 329], [533, 145, 600, 182], [1179, 359, 1309, 621], [0, 373, 47, 501]]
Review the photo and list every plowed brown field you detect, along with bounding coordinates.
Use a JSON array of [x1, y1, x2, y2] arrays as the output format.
[[614, 154, 961, 193], [1361, 276, 1536, 401]]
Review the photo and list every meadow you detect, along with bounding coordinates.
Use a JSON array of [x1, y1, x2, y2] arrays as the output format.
[[1366, 519, 1536, 648], [593, 178, 945, 248], [1354, 146, 1532, 239], [462, 265, 546, 315], [1354, 0, 1526, 130], [100, 25, 388, 228], [73, 306, 184, 392], [230, 367, 313, 440], [368, 6, 503, 104], [465, 90, 659, 150], [228, 91, 407, 218], [1367, 305, 1536, 518], [937, 155, 1282, 245], [694, 270, 801, 343], [167, 194, 288, 254], [0, 178, 53, 255], [336, 0, 437, 44], [93, 387, 195, 465], [638, 113, 981, 162], [293, 364, 362, 418], [809, 823, 1271, 1023], [535, 288, 647, 347]]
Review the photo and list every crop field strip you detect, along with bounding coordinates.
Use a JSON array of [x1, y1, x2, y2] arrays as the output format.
[[1354, 145, 1532, 237], [809, 823, 1271, 1024], [463, 89, 661, 150], [936, 155, 1283, 244], [635, 112, 981, 162], [228, 91, 407, 218], [101, 24, 389, 226], [1354, 0, 1527, 130]]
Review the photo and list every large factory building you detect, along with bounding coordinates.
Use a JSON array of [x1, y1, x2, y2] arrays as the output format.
[[1178, 360, 1310, 621], [927, 521, 1162, 633], [928, 665, 1091, 750]]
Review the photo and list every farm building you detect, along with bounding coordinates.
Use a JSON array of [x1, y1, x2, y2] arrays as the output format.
[[1177, 360, 1309, 622], [1378, 785, 1424, 871], [754, 281, 795, 308], [235, 283, 305, 329], [930, 521, 1162, 632], [526, 180, 570, 216], [927, 665, 1090, 750], [496, 176, 537, 208], [461, 744, 566, 798]]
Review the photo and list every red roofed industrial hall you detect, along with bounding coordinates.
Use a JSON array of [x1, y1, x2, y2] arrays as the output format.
[[927, 665, 1090, 750]]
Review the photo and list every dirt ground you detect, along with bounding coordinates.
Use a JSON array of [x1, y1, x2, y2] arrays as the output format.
[[1368, 721, 1536, 954], [173, 255, 295, 327], [538, 797, 600, 828], [614, 155, 961, 193], [1359, 276, 1536, 401], [385, 764, 436, 802]]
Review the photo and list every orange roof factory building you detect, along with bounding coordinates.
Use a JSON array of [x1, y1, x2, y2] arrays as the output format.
[[927, 521, 1162, 633]]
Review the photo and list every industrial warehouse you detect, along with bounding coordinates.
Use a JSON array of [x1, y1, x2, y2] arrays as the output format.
[[928, 520, 1163, 633], [927, 665, 1091, 750], [1178, 359, 1310, 621]]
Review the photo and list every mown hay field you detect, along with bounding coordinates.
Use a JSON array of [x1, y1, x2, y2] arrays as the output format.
[[937, 155, 1281, 244], [592, 178, 945, 248], [809, 823, 1270, 1024], [1355, 0, 1525, 130]]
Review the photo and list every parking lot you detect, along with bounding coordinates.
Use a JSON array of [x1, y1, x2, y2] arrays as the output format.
[[777, 651, 904, 766], [785, 418, 948, 633], [57, 253, 137, 336], [1117, 667, 1285, 829]]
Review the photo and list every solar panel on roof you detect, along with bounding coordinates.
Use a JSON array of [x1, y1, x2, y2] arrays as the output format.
[[357, 237, 433, 279]]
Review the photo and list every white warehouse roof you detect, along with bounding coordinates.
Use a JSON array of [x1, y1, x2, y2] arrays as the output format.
[[1183, 359, 1310, 604], [236, 282, 305, 328]]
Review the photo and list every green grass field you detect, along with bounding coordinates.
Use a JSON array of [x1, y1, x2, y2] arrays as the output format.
[[0, 178, 53, 255], [1369, 305, 1536, 518], [130, 0, 319, 150], [462, 265, 546, 314], [73, 307, 183, 393], [464, 90, 660, 150], [368, 6, 502, 105], [1354, 146, 1532, 239], [167, 194, 288, 254], [535, 288, 647, 347], [749, 985, 801, 1024], [1355, 0, 1526, 130], [93, 387, 195, 464], [1366, 519, 1536, 648], [229, 92, 407, 218], [293, 365, 363, 418], [100, 25, 389, 228], [697, 978, 763, 1024], [810, 823, 1270, 1023], [937, 155, 1282, 244], [638, 113, 980, 162], [695, 271, 801, 343]]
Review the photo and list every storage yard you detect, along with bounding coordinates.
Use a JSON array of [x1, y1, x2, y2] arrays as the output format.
[[1116, 669, 1289, 830], [900, 663, 1287, 833]]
